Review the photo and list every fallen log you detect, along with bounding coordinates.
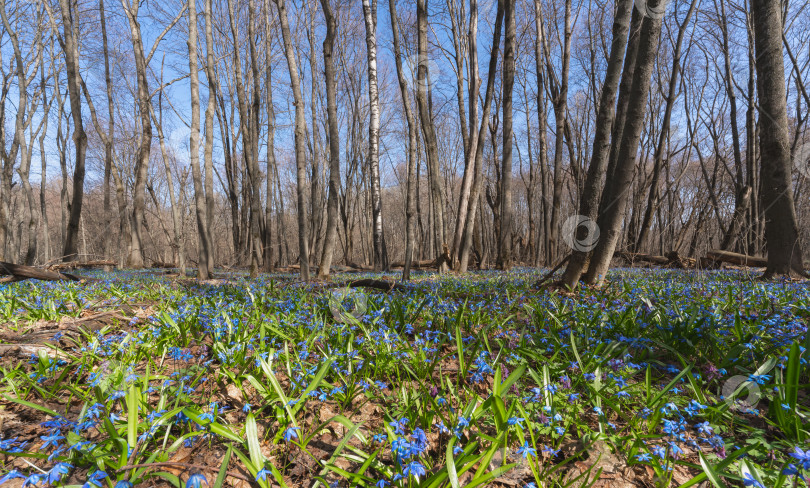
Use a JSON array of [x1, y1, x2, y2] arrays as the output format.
[[616, 252, 670, 265], [48, 260, 116, 271], [0, 261, 84, 282], [389, 259, 437, 269], [704, 249, 767, 268], [346, 279, 411, 292], [317, 279, 411, 292]]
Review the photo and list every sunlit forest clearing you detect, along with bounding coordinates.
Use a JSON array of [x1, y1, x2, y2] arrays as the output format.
[[0, 268, 808, 488]]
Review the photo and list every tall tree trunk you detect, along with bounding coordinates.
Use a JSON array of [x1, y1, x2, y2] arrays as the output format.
[[203, 0, 217, 268], [152, 78, 186, 274], [189, 0, 213, 278], [362, 0, 387, 271], [751, 0, 806, 277], [274, 0, 311, 280], [389, 0, 418, 281], [449, 0, 475, 265], [545, 0, 572, 264], [560, 0, 633, 288], [39, 36, 52, 263], [264, 0, 277, 273], [99, 0, 114, 262], [584, 1, 664, 285], [498, 0, 516, 269], [531, 0, 550, 267], [1, 0, 39, 264], [634, 0, 698, 253], [308, 2, 323, 265], [122, 0, 151, 268], [317, 0, 340, 280], [53, 0, 87, 263], [415, 0, 447, 272], [458, 0, 505, 273]]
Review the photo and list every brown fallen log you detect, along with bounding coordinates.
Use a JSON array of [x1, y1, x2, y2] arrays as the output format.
[[320, 279, 409, 292], [0, 261, 84, 282], [663, 251, 696, 269], [48, 260, 116, 271], [347, 279, 411, 292], [389, 259, 437, 269], [704, 249, 767, 268], [616, 252, 670, 265]]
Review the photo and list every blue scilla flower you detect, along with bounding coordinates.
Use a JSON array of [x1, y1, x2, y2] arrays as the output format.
[[186, 472, 207, 488], [789, 446, 810, 470], [283, 426, 300, 442], [46, 463, 73, 484], [83, 470, 108, 488], [403, 461, 426, 480], [517, 441, 536, 458], [742, 473, 764, 488], [0, 470, 25, 485]]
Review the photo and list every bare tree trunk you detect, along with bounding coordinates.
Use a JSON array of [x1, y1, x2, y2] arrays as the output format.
[[531, 0, 549, 267], [152, 80, 185, 275], [308, 2, 323, 265], [263, 0, 277, 273], [498, 0, 516, 270], [389, 0, 417, 281], [0, 57, 11, 261], [203, 0, 218, 271], [449, 0, 475, 264], [317, 0, 340, 279], [122, 0, 150, 268], [584, 0, 664, 285], [39, 39, 52, 263], [274, 0, 311, 281], [545, 0, 572, 264], [247, 0, 265, 273], [49, 0, 87, 263], [459, 0, 504, 273], [99, 0, 114, 262], [415, 0, 447, 272], [751, 0, 806, 277], [634, 0, 698, 253], [1, 0, 40, 265], [188, 0, 212, 278], [362, 0, 387, 272]]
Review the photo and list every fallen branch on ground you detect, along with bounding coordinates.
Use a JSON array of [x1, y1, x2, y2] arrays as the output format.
[[0, 261, 87, 282], [702, 249, 767, 268]]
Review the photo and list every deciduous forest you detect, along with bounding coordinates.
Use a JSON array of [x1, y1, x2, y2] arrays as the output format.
[[0, 0, 808, 486]]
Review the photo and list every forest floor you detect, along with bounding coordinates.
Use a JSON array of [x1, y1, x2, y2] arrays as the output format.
[[0, 268, 808, 488]]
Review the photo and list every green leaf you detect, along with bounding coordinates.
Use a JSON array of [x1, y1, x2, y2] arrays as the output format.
[[446, 439, 460, 488], [2, 394, 60, 417], [245, 414, 265, 470], [181, 408, 242, 443], [212, 446, 233, 488], [698, 453, 728, 488]]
